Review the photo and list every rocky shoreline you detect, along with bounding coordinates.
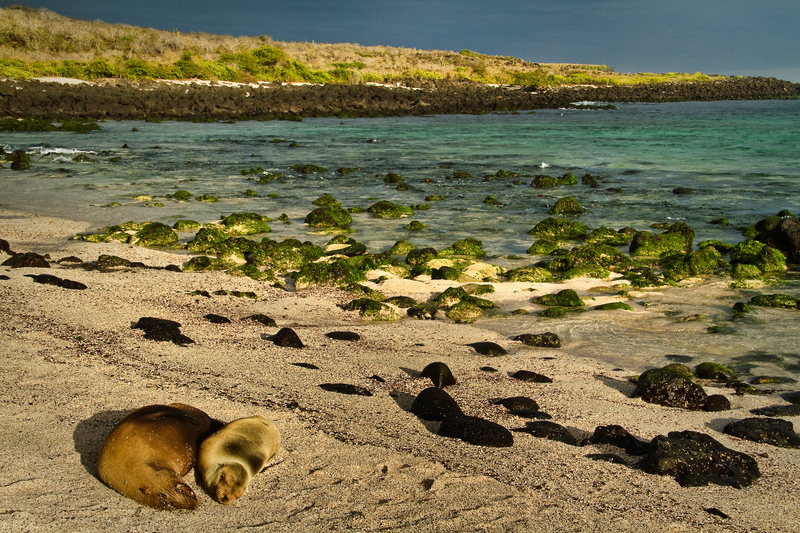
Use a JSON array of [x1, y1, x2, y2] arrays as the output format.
[[1, 76, 799, 121]]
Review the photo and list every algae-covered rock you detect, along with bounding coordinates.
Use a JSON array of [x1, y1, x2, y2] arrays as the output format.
[[507, 266, 553, 283], [385, 295, 418, 308], [383, 172, 403, 183], [594, 302, 633, 311], [526, 239, 562, 255], [304, 206, 353, 228], [367, 201, 414, 218], [462, 284, 495, 296], [390, 240, 416, 255], [131, 222, 178, 247], [406, 247, 438, 266], [404, 221, 427, 231], [633, 366, 708, 410], [660, 247, 723, 278], [173, 219, 201, 231], [226, 263, 277, 282], [531, 173, 577, 188], [425, 195, 446, 202], [291, 164, 327, 173], [748, 293, 799, 309], [196, 194, 219, 202], [624, 268, 672, 288], [246, 238, 325, 272], [342, 298, 400, 321], [207, 237, 260, 265], [221, 212, 272, 235], [534, 289, 584, 307], [431, 266, 463, 281], [312, 193, 340, 206], [586, 227, 633, 246], [183, 255, 233, 271], [528, 218, 589, 239], [729, 240, 787, 273], [695, 362, 737, 381], [483, 196, 503, 205], [440, 237, 485, 258], [433, 287, 469, 308], [445, 301, 484, 323], [294, 259, 367, 289], [345, 252, 410, 279], [698, 239, 734, 254], [730, 263, 764, 280], [173, 190, 193, 201], [561, 265, 611, 280], [548, 196, 585, 215], [187, 226, 229, 252], [513, 332, 561, 348], [546, 244, 634, 274], [630, 223, 694, 257]]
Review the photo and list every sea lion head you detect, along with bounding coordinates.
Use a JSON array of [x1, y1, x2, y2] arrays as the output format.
[[208, 463, 249, 504]]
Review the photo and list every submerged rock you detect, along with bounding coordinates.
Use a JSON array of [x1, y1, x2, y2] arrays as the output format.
[[639, 430, 760, 488]]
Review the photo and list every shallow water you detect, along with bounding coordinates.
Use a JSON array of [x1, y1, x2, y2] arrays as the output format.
[[2, 99, 799, 381]]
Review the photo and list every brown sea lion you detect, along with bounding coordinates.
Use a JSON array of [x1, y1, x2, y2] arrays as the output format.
[[97, 403, 213, 510], [197, 415, 280, 504]]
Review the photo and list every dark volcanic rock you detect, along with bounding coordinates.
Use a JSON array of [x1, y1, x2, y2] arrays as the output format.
[[242, 313, 277, 327], [0, 238, 14, 255], [632, 366, 708, 410], [131, 316, 194, 345], [512, 421, 578, 446], [319, 383, 373, 396], [639, 430, 760, 488], [272, 327, 305, 348], [204, 313, 231, 324], [723, 418, 800, 448], [585, 425, 650, 456], [513, 332, 561, 348], [420, 362, 457, 388], [410, 387, 464, 421], [755, 217, 800, 262], [467, 342, 507, 356], [749, 404, 800, 417], [492, 396, 540, 412], [0, 275, 9, 280], [2, 252, 50, 268], [325, 331, 361, 341], [438, 415, 514, 447], [586, 453, 628, 465], [512, 370, 553, 383], [25, 273, 87, 290], [704, 395, 732, 412]]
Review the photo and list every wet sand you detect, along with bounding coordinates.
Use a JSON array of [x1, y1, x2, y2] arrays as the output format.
[[1, 209, 799, 532]]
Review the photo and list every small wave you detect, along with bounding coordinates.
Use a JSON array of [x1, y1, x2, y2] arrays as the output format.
[[29, 146, 97, 156], [539, 162, 550, 168]]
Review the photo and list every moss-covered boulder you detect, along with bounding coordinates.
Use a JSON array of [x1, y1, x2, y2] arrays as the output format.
[[660, 247, 723, 279], [548, 196, 585, 215], [483, 196, 503, 206], [445, 301, 484, 323], [383, 172, 403, 183], [594, 302, 634, 311], [245, 238, 325, 272], [221, 212, 272, 235], [404, 221, 427, 231], [131, 222, 178, 247], [390, 240, 416, 255], [586, 227, 633, 246], [698, 239, 735, 254], [183, 255, 234, 271], [342, 298, 400, 321], [440, 237, 485, 258], [526, 239, 562, 255], [432, 286, 469, 308], [187, 226, 229, 252], [305, 206, 353, 228], [344, 253, 410, 279], [528, 218, 588, 239], [562, 265, 611, 280], [173, 219, 201, 231], [545, 244, 635, 274], [431, 266, 463, 281], [9, 150, 31, 171], [367, 201, 414, 218], [312, 193, 340, 206], [507, 266, 553, 283], [624, 268, 672, 288], [531, 173, 577, 188], [695, 362, 737, 381], [226, 263, 277, 282], [630, 231, 691, 257], [632, 366, 708, 410], [207, 237, 260, 265], [534, 289, 584, 307], [730, 263, 764, 279], [406, 247, 438, 266], [729, 240, 787, 273], [294, 259, 367, 289], [196, 194, 219, 202]]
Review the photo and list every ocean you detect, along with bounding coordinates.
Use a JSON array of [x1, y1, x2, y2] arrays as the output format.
[[2, 99, 800, 382]]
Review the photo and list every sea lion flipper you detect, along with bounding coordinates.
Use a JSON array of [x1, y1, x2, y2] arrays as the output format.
[[158, 481, 198, 510]]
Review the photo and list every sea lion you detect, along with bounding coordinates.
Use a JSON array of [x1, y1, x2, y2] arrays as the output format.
[[197, 416, 280, 504], [97, 403, 213, 510]]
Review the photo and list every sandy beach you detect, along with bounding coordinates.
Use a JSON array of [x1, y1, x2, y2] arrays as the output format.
[[1, 209, 799, 532]]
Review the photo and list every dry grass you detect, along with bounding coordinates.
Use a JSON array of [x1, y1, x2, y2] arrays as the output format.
[[0, 5, 724, 85]]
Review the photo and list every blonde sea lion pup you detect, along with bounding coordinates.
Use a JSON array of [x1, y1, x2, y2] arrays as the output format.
[[97, 403, 213, 510], [197, 415, 281, 504]]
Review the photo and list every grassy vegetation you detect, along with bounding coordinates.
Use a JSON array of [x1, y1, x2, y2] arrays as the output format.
[[0, 5, 725, 86]]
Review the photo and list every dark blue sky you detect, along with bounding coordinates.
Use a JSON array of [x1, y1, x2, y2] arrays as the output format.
[[14, 1, 800, 82]]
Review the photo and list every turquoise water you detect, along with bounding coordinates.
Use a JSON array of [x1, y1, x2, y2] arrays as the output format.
[[2, 99, 800, 380]]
